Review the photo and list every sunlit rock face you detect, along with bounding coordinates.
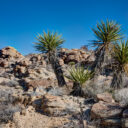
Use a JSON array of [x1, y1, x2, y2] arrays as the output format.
[[0, 46, 23, 59], [2, 46, 128, 128], [59, 48, 94, 64]]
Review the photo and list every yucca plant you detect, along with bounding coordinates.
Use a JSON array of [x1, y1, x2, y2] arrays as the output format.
[[114, 40, 128, 65], [92, 19, 123, 75], [66, 66, 93, 96], [34, 31, 66, 86], [111, 40, 128, 88]]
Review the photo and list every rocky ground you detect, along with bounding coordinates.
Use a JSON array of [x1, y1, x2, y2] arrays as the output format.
[[0, 46, 128, 128]]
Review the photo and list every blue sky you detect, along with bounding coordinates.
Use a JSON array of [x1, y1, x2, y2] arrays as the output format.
[[0, 0, 128, 55]]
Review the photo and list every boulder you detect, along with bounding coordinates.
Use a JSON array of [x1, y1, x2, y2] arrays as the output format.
[[0, 46, 23, 59], [91, 101, 123, 119], [81, 53, 88, 58], [0, 59, 8, 67], [13, 65, 26, 76], [42, 94, 66, 116], [24, 79, 56, 89], [59, 48, 91, 64], [18, 58, 31, 67], [68, 50, 78, 55], [30, 54, 44, 64], [41, 94, 82, 116], [40, 60, 46, 67], [97, 92, 114, 103], [65, 54, 79, 63], [67, 55, 75, 60], [26, 67, 56, 79], [59, 59, 64, 66]]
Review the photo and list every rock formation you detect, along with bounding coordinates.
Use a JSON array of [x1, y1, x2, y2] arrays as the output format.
[[0, 46, 127, 128]]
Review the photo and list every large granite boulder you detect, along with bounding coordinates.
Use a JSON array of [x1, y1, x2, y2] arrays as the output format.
[[90, 92, 124, 127], [59, 48, 91, 64], [24, 78, 56, 90], [91, 101, 123, 119], [41, 94, 88, 116], [0, 46, 23, 59]]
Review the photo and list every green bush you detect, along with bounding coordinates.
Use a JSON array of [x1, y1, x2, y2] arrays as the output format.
[[67, 66, 92, 85], [111, 40, 128, 88], [66, 66, 93, 96]]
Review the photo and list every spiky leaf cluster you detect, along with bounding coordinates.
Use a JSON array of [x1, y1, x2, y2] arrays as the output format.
[[66, 66, 92, 86], [92, 19, 123, 49], [34, 31, 65, 53], [113, 40, 128, 66]]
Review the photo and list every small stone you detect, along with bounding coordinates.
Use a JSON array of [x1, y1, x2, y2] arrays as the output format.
[[20, 109, 26, 116], [59, 59, 64, 66], [97, 92, 114, 103], [15, 85, 22, 89], [28, 87, 33, 92]]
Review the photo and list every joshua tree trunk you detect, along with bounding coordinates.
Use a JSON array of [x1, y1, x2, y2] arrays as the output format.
[[93, 47, 105, 75], [71, 82, 84, 96], [93, 46, 110, 76], [111, 69, 124, 89], [49, 52, 66, 86]]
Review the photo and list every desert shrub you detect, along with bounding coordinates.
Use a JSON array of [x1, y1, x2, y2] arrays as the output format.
[[0, 80, 19, 87], [83, 75, 113, 98], [83, 82, 112, 98], [113, 88, 128, 106], [67, 66, 92, 85], [66, 66, 93, 96], [0, 88, 21, 124], [0, 104, 21, 123]]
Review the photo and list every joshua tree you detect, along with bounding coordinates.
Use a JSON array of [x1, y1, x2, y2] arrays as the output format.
[[34, 31, 66, 86], [111, 40, 128, 88], [66, 66, 92, 96], [92, 19, 123, 75]]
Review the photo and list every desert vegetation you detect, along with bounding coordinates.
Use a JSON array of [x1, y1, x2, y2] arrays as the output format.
[[1, 19, 128, 128], [111, 40, 128, 88], [34, 31, 66, 86], [66, 66, 93, 96], [91, 19, 123, 76]]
